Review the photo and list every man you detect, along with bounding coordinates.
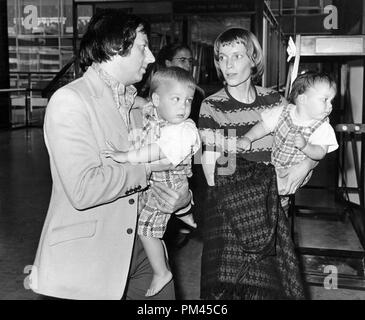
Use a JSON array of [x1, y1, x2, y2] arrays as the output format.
[[29, 9, 191, 300]]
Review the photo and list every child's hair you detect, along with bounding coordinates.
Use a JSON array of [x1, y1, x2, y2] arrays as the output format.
[[289, 71, 337, 104], [148, 66, 196, 97], [213, 28, 264, 84]]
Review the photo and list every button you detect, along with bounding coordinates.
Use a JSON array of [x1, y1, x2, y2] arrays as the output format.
[[126, 228, 133, 234], [128, 199, 135, 205]]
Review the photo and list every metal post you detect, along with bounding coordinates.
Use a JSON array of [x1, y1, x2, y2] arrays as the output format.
[[360, 57, 365, 207], [72, 0, 80, 77], [0, 0, 11, 128], [25, 89, 30, 127]]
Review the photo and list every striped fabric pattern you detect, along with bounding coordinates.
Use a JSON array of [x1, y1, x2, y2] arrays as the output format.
[[199, 86, 287, 164]]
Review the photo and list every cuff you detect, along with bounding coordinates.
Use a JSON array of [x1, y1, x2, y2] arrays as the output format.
[[174, 189, 194, 216]]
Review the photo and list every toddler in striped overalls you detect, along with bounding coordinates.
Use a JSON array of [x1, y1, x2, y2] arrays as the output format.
[[239, 71, 338, 200]]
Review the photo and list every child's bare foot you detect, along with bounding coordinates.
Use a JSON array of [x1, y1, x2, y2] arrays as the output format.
[[176, 213, 197, 229], [145, 271, 173, 297]]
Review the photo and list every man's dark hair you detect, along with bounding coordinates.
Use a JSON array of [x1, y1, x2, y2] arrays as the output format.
[[79, 9, 150, 71], [289, 71, 337, 104]]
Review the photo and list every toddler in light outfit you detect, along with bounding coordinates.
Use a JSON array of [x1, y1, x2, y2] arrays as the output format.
[[240, 71, 338, 195], [102, 67, 200, 297]]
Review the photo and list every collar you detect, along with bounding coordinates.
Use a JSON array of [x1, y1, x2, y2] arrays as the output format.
[[91, 63, 137, 106], [91, 63, 137, 126]]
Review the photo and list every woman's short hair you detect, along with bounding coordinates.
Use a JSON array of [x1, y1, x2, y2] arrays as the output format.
[[79, 9, 150, 71], [289, 71, 337, 104], [213, 28, 264, 84], [149, 66, 196, 97], [155, 43, 192, 69]]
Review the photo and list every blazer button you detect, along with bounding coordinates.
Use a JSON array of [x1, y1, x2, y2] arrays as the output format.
[[127, 228, 133, 234], [129, 199, 135, 205]]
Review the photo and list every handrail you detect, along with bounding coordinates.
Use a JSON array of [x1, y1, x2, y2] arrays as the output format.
[[10, 71, 58, 75], [0, 88, 27, 93], [0, 88, 43, 93], [42, 56, 77, 98]]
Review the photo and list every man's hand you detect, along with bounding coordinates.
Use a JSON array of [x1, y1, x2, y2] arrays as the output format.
[[150, 181, 191, 214], [278, 159, 315, 195]]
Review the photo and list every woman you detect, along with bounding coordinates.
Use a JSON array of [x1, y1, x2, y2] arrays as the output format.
[[145, 42, 205, 124], [199, 28, 313, 299]]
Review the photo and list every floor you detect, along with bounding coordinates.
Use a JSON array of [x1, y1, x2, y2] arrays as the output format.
[[0, 128, 364, 300]]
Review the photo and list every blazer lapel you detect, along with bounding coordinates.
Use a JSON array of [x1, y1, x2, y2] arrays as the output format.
[[84, 67, 130, 150]]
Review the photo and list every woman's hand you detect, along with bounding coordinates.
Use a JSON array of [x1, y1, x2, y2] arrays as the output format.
[[150, 181, 191, 214], [278, 158, 317, 195], [237, 136, 252, 151]]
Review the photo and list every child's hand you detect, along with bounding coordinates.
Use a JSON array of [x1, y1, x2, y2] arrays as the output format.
[[101, 141, 128, 163], [237, 136, 252, 151], [101, 150, 128, 163], [294, 134, 307, 151]]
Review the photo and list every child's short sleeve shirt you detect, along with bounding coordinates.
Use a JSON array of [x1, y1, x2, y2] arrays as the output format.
[[261, 104, 338, 153], [155, 119, 201, 167]]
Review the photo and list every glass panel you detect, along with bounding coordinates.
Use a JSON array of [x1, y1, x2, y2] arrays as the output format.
[[18, 0, 60, 35], [282, 0, 295, 9], [297, 0, 321, 9], [62, 0, 73, 34], [7, 0, 17, 36], [77, 5, 93, 37], [190, 16, 251, 46], [10, 92, 27, 127]]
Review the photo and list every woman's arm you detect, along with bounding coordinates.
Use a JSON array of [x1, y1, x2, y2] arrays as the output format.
[[238, 121, 271, 151]]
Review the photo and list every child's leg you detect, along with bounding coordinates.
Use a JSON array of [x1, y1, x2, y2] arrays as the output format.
[[275, 168, 287, 195], [139, 234, 173, 297], [175, 211, 197, 229]]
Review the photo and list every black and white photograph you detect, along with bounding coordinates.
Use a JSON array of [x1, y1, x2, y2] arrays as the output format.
[[0, 0, 365, 305]]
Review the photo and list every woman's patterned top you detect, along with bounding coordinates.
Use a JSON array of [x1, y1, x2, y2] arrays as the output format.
[[199, 85, 287, 164]]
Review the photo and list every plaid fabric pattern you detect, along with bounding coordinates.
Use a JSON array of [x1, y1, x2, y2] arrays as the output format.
[[272, 104, 327, 169], [200, 157, 305, 300], [91, 63, 137, 127], [136, 103, 192, 238]]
